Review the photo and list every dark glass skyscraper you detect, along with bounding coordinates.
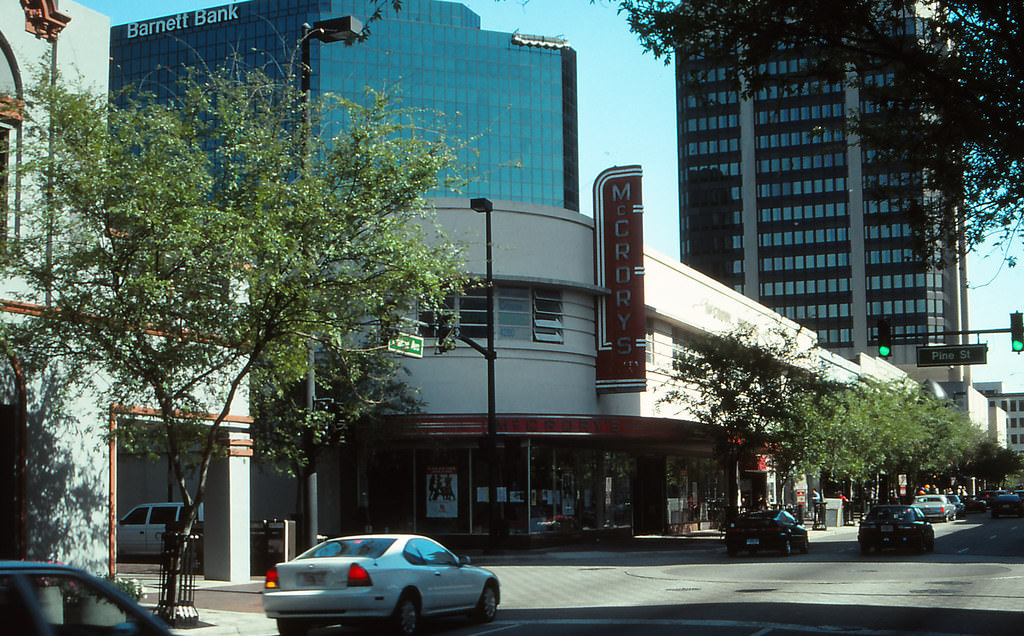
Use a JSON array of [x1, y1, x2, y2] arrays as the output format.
[[677, 50, 966, 365], [109, 0, 578, 210]]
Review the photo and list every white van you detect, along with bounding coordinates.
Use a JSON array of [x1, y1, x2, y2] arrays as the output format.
[[117, 502, 204, 556]]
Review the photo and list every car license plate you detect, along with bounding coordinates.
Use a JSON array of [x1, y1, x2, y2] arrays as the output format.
[[881, 524, 894, 533], [746, 538, 759, 545], [300, 572, 325, 586]]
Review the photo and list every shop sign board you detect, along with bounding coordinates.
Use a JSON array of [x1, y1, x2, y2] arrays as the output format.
[[593, 165, 646, 393], [125, 3, 241, 39]]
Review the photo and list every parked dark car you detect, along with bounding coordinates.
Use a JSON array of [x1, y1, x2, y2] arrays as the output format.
[[0, 560, 171, 635], [976, 490, 1010, 509], [724, 509, 809, 556], [961, 497, 988, 513], [858, 505, 934, 554], [990, 494, 1024, 518]]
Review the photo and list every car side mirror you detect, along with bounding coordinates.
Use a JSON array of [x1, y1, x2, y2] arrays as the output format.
[[458, 555, 472, 566]]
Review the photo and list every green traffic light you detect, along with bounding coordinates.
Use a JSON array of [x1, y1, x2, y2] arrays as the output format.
[[876, 319, 892, 358], [1012, 312, 1024, 353]]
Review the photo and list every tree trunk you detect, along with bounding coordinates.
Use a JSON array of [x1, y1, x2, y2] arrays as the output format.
[[725, 452, 740, 523]]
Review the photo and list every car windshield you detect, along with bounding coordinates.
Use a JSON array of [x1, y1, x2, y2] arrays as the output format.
[[298, 538, 395, 560], [866, 507, 915, 522]]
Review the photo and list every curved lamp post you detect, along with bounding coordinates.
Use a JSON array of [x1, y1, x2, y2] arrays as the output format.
[[299, 14, 361, 551]]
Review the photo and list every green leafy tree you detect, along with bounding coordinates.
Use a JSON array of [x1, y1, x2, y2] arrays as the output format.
[[6, 61, 464, 611], [251, 348, 422, 532], [801, 377, 983, 500], [619, 0, 1024, 264], [963, 438, 1024, 488], [661, 325, 836, 520]]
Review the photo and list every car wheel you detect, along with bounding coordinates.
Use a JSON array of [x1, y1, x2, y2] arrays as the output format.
[[390, 593, 419, 636], [800, 537, 809, 554], [926, 536, 935, 552], [472, 582, 498, 623], [992, 512, 999, 518], [859, 542, 871, 555], [780, 538, 792, 556], [276, 618, 311, 636]]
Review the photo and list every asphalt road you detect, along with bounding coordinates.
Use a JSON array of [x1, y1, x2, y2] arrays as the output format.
[[121, 512, 1024, 635]]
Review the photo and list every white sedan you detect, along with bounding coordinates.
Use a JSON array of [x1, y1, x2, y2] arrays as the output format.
[[262, 534, 499, 636], [912, 494, 956, 522]]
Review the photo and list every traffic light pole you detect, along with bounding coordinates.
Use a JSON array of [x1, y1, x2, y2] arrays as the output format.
[[883, 326, 1013, 342], [876, 312, 1024, 364]]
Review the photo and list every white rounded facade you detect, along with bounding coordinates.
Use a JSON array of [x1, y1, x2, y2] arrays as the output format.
[[406, 198, 601, 416]]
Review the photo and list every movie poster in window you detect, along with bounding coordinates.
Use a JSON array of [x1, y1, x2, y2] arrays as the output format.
[[426, 466, 457, 518]]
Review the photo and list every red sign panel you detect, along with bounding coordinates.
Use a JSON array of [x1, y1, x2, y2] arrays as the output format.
[[593, 166, 646, 393], [399, 414, 709, 443]]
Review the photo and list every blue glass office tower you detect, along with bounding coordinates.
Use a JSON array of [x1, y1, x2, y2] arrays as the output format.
[[109, 0, 579, 211]]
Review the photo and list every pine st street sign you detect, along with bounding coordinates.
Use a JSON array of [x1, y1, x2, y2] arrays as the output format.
[[388, 333, 424, 358], [916, 344, 988, 367]]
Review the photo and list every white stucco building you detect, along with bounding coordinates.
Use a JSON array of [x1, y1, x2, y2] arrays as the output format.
[[1, 2, 252, 583]]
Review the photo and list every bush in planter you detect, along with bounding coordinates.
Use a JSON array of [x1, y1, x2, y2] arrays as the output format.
[[105, 575, 145, 602]]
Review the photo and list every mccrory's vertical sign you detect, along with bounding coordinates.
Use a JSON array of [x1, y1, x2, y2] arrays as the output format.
[[593, 166, 646, 393]]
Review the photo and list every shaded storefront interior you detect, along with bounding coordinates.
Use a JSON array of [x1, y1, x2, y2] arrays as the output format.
[[318, 415, 740, 545]]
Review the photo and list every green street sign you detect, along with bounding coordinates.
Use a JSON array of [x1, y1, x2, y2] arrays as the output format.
[[916, 344, 987, 367], [388, 332, 424, 358]]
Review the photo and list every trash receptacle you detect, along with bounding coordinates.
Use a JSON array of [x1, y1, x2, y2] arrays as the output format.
[[267, 519, 296, 565], [252, 519, 297, 575], [824, 498, 843, 528], [251, 520, 269, 576]]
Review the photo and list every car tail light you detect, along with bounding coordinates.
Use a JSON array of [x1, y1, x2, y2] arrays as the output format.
[[348, 563, 372, 587], [265, 567, 279, 589]]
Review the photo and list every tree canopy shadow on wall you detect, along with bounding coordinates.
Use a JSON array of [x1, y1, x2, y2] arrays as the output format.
[[25, 367, 110, 573]]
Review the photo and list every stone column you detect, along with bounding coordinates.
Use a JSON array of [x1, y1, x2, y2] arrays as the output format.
[[204, 432, 252, 582]]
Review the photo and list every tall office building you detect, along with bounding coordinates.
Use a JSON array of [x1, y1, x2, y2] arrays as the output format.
[[676, 50, 967, 367], [109, 0, 579, 211]]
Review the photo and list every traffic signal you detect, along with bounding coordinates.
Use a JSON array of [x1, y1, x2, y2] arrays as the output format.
[[1012, 312, 1024, 352], [876, 319, 892, 358]]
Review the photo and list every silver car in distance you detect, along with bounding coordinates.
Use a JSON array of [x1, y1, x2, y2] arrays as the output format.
[[262, 534, 499, 636]]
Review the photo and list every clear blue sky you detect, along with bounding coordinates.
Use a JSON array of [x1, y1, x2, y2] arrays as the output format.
[[75, 0, 1024, 391]]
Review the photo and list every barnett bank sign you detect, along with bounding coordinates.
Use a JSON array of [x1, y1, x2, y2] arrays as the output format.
[[593, 166, 646, 393], [125, 3, 240, 39]]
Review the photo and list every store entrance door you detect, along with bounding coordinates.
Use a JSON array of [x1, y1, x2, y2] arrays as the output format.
[[633, 456, 667, 535]]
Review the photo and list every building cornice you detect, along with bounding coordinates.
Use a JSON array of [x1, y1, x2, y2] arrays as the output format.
[[21, 0, 71, 43]]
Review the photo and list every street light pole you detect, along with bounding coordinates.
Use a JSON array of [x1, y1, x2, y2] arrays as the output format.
[[470, 197, 499, 550], [301, 16, 362, 95], [298, 15, 361, 551]]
